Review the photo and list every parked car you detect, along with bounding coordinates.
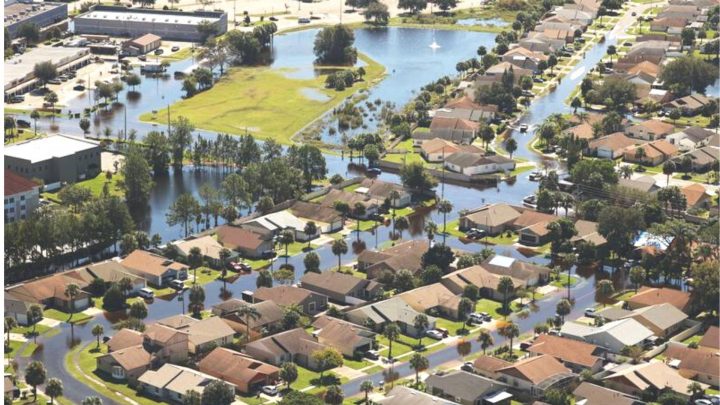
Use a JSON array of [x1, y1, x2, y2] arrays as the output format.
[[425, 329, 444, 340], [465, 228, 486, 240], [230, 261, 250, 272], [16, 119, 30, 128], [47, 79, 61, 85], [73, 84, 85, 91], [532, 77, 544, 83], [468, 312, 486, 324], [298, 17, 310, 23], [171, 46, 180, 52], [261, 385, 279, 396], [154, 49, 164, 55], [269, 16, 278, 21], [139, 288, 155, 299], [695, 400, 712, 405], [519, 341, 532, 351], [365, 350, 380, 360], [367, 167, 381, 176], [460, 362, 474, 372], [519, 124, 529, 132], [169, 279, 185, 290], [138, 55, 147, 61], [584, 308, 596, 317], [528, 171, 543, 181]]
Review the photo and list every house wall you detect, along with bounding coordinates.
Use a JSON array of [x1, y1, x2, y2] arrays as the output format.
[[4, 187, 40, 223], [148, 334, 189, 363], [5, 147, 101, 184], [96, 356, 149, 385], [191, 334, 232, 354]]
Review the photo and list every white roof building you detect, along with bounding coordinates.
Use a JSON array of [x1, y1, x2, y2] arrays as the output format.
[[4, 135, 100, 164], [561, 319, 655, 353]]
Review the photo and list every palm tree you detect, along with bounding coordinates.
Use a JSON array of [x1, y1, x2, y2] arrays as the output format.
[[30, 110, 40, 137], [497, 276, 515, 316], [219, 248, 231, 291], [596, 279, 615, 307], [188, 284, 206, 317], [663, 160, 675, 186], [303, 222, 317, 249], [437, 199, 453, 245], [477, 329, 494, 354], [236, 304, 261, 343], [64, 283, 80, 329], [118, 277, 133, 300], [424, 220, 438, 249], [25, 360, 46, 401], [331, 239, 348, 271], [279, 230, 295, 265], [383, 322, 401, 359], [409, 353, 429, 386], [556, 299, 572, 324], [413, 314, 429, 348], [360, 380, 374, 404], [91, 324, 104, 349], [629, 266, 647, 293], [279, 362, 298, 390], [27, 305, 43, 343], [619, 165, 633, 179], [395, 216, 409, 240], [188, 247, 203, 282], [4, 317, 17, 346], [688, 382, 704, 400], [499, 321, 520, 354], [353, 203, 366, 241], [45, 377, 63, 404]]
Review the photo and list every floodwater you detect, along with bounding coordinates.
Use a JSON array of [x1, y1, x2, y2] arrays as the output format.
[[10, 25, 636, 402]]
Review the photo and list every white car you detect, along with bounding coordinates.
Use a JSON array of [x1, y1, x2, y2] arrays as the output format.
[[425, 329, 444, 340], [138, 288, 154, 299], [261, 385, 279, 396]]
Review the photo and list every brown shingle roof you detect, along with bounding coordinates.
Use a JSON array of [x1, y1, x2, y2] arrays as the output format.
[[5, 270, 90, 304], [358, 239, 429, 274], [473, 355, 512, 372], [589, 133, 637, 154], [121, 250, 186, 277], [664, 342, 720, 380], [512, 210, 559, 229], [632, 119, 675, 136], [107, 328, 144, 352], [627, 61, 661, 78], [497, 354, 572, 385], [528, 334, 603, 368], [245, 327, 326, 358], [681, 183, 709, 207], [628, 287, 690, 311], [300, 271, 381, 296], [198, 347, 279, 387], [129, 33, 161, 47], [566, 123, 594, 140], [699, 326, 719, 350], [106, 345, 153, 371], [430, 117, 479, 131], [396, 283, 461, 314], [290, 201, 341, 225], [216, 225, 269, 251], [462, 203, 522, 228], [253, 286, 322, 307], [573, 382, 641, 405]]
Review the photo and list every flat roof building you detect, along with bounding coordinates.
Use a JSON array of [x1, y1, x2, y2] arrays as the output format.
[[4, 135, 102, 184], [4, 0, 68, 37], [73, 6, 227, 42], [4, 46, 91, 96]]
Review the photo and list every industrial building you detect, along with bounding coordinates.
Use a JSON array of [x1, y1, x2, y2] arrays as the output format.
[[4, 0, 68, 38], [4, 46, 91, 97], [4, 135, 102, 184], [73, 6, 227, 42], [122, 33, 162, 55]]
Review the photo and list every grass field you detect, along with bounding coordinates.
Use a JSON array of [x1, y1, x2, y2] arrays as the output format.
[[43, 172, 125, 202], [141, 53, 385, 145], [161, 47, 195, 62], [550, 274, 581, 288], [43, 309, 93, 324]]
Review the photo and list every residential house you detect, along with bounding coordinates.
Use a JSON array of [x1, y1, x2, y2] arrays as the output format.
[[396, 283, 462, 320], [650, 17, 688, 33], [311, 316, 376, 357], [625, 120, 675, 141], [345, 296, 436, 337], [197, 347, 280, 395], [107, 328, 144, 352], [289, 201, 343, 233], [426, 117, 479, 145], [212, 299, 283, 338], [698, 326, 719, 351], [570, 220, 607, 248], [681, 183, 712, 210], [524, 31, 568, 50], [664, 342, 720, 386], [96, 345, 153, 385], [300, 271, 383, 305], [358, 178, 412, 208], [425, 370, 512, 405], [603, 362, 706, 398], [485, 62, 533, 81], [665, 93, 713, 116], [252, 286, 328, 315], [560, 319, 655, 353], [564, 123, 595, 141], [436, 96, 498, 122], [473, 355, 512, 380], [493, 355, 576, 397], [666, 126, 716, 151], [120, 250, 188, 287], [143, 323, 190, 363], [623, 140, 678, 166], [625, 303, 688, 337], [617, 176, 660, 194], [674, 146, 719, 172], [502, 47, 549, 72], [572, 382, 644, 405], [319, 188, 381, 218], [420, 138, 484, 163], [481, 255, 551, 287], [74, 260, 147, 295], [138, 364, 226, 403], [459, 203, 521, 235], [215, 224, 274, 259], [442, 265, 524, 301], [171, 235, 231, 268], [357, 239, 429, 279], [377, 386, 456, 405], [527, 334, 606, 373], [627, 60, 661, 79], [617, 41, 669, 67], [243, 210, 319, 242], [4, 170, 40, 223], [243, 328, 328, 370], [626, 287, 691, 312], [4, 270, 92, 324], [552, 8, 593, 24], [586, 133, 636, 159], [512, 210, 560, 245], [155, 315, 235, 354], [444, 153, 516, 176]]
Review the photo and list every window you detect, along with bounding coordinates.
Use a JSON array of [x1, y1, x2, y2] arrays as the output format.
[[111, 366, 125, 379]]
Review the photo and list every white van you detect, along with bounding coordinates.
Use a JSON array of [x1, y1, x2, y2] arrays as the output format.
[[139, 288, 154, 299]]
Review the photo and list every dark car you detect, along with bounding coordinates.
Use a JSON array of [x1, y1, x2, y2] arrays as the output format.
[[269, 16, 278, 21], [519, 342, 532, 351], [154, 49, 164, 55], [138, 55, 147, 61], [171, 46, 180, 52], [460, 362, 474, 372], [73, 85, 86, 91], [16, 119, 30, 128]]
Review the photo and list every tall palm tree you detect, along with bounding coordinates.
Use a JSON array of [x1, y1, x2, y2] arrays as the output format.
[[424, 220, 438, 250], [497, 276, 515, 316], [383, 323, 401, 359], [236, 304, 261, 343], [409, 353, 429, 386], [360, 381, 374, 404], [499, 321, 519, 354], [64, 283, 80, 325], [331, 239, 348, 271], [437, 199, 453, 245], [5, 317, 17, 346], [477, 329, 494, 354]]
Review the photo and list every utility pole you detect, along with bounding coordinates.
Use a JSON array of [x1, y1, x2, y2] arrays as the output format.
[[167, 103, 171, 134]]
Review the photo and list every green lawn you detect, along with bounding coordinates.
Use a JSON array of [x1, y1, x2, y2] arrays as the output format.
[[377, 334, 417, 358], [5, 341, 23, 358], [475, 299, 504, 319], [141, 53, 385, 146], [43, 172, 125, 202], [19, 342, 38, 357], [382, 150, 428, 165], [509, 164, 534, 177], [187, 266, 221, 285], [161, 47, 194, 62], [278, 240, 314, 258], [43, 309, 93, 324], [342, 357, 373, 370], [683, 334, 703, 345], [550, 274, 581, 288], [443, 219, 466, 238], [435, 318, 470, 336], [10, 324, 51, 337], [293, 366, 346, 390]]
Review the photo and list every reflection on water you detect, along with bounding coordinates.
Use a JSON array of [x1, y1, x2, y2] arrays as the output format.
[[456, 18, 510, 27]]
